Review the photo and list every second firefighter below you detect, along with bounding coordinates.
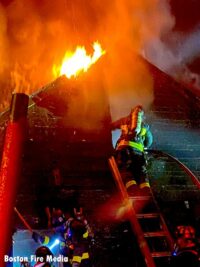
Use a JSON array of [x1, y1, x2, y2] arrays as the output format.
[[32, 208, 92, 267], [111, 105, 153, 196]]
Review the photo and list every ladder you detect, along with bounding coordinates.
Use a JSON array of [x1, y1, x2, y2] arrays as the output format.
[[108, 156, 174, 267]]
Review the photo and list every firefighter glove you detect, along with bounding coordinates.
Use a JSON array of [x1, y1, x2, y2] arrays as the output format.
[[32, 231, 41, 243]]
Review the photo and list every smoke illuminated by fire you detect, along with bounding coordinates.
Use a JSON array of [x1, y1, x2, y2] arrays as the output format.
[[0, 0, 176, 113], [53, 42, 105, 79]]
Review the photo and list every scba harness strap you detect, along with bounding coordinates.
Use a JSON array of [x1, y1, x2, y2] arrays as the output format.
[[117, 140, 144, 152]]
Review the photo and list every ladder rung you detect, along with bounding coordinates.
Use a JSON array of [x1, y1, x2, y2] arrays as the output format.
[[129, 196, 152, 201], [144, 231, 167, 237], [137, 213, 159, 219], [108, 156, 175, 261], [151, 251, 172, 258]]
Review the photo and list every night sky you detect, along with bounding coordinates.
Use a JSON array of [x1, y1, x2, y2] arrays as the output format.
[[170, 0, 200, 32]]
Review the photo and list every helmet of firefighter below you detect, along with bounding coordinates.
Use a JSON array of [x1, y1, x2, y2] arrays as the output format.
[[52, 208, 65, 227], [35, 246, 53, 261], [74, 207, 84, 221]]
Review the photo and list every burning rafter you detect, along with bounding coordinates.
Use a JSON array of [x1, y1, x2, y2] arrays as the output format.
[[53, 41, 105, 79]]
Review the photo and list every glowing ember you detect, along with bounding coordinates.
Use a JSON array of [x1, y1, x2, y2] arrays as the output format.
[[53, 41, 105, 79]]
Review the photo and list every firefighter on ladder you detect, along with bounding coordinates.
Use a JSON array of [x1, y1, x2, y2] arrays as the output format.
[[111, 105, 153, 196]]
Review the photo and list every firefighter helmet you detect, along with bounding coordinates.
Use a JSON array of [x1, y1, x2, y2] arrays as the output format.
[[74, 207, 84, 221], [52, 208, 66, 227], [175, 225, 196, 240], [35, 246, 53, 261]]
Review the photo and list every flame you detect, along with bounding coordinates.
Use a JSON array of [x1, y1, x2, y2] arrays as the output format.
[[53, 41, 105, 79]]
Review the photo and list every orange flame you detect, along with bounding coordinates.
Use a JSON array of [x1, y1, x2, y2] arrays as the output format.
[[53, 41, 105, 79]]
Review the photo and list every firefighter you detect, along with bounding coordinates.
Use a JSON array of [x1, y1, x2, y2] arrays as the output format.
[[33, 246, 54, 267], [171, 225, 200, 267], [32, 210, 91, 267], [74, 208, 94, 239], [68, 216, 91, 267], [32, 218, 72, 267], [111, 105, 153, 195], [55, 208, 91, 267]]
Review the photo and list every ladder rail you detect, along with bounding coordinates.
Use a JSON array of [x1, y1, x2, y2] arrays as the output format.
[[130, 193, 174, 251], [108, 156, 156, 267], [146, 187, 174, 252], [155, 207, 174, 251]]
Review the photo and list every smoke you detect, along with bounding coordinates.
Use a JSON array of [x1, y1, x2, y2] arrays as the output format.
[[171, 27, 200, 89], [144, 17, 200, 91], [177, 27, 200, 64], [97, 0, 175, 119], [0, 0, 175, 117], [0, 4, 7, 72]]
